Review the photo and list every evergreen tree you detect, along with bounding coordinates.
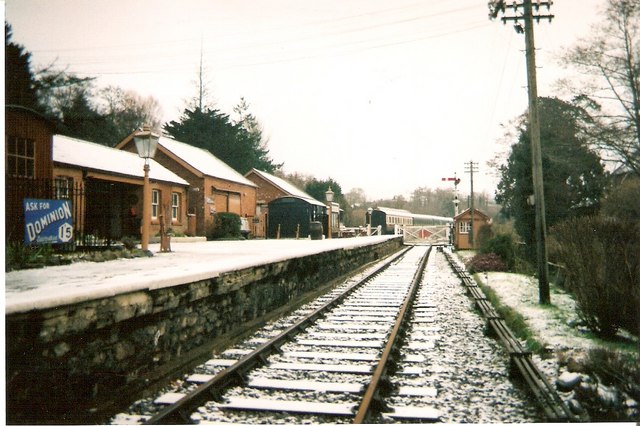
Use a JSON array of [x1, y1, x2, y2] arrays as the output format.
[[5, 23, 39, 110], [496, 97, 607, 261], [233, 97, 281, 173], [56, 89, 110, 143], [5, 21, 161, 146], [164, 105, 280, 174], [305, 178, 344, 206]]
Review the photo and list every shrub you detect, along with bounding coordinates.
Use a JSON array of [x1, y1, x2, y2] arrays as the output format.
[[6, 243, 55, 271], [466, 252, 507, 273], [476, 224, 494, 250], [581, 348, 640, 421], [121, 236, 138, 250], [480, 232, 517, 271], [551, 216, 639, 338], [207, 212, 242, 240], [601, 179, 640, 223]]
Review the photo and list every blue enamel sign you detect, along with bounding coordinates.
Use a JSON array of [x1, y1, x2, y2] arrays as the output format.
[[24, 199, 74, 245]]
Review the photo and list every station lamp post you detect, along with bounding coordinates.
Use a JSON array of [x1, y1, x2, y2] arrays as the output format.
[[325, 187, 334, 239], [134, 126, 159, 251], [367, 207, 373, 236]]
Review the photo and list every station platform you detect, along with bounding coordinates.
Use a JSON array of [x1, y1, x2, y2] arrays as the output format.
[[6, 235, 404, 424], [5, 235, 396, 315]]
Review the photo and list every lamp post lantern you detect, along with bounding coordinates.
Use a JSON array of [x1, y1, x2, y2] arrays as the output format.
[[134, 126, 159, 251], [325, 187, 334, 239]]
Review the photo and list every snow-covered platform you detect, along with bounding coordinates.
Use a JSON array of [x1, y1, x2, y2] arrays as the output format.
[[5, 236, 396, 314], [6, 235, 403, 424]]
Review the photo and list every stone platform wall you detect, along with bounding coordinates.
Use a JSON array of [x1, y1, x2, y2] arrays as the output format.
[[6, 237, 402, 424]]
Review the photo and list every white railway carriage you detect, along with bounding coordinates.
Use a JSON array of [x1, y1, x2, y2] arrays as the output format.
[[370, 207, 414, 234], [412, 213, 454, 226], [369, 207, 453, 244]]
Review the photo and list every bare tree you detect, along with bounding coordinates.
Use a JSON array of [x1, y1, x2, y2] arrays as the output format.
[[100, 86, 163, 135], [560, 0, 640, 176]]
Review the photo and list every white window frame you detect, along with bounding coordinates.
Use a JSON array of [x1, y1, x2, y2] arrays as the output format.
[[151, 189, 159, 218], [459, 221, 471, 234], [54, 176, 73, 199], [171, 192, 180, 221]]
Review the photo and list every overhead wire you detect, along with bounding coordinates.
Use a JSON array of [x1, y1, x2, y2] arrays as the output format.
[[29, 1, 490, 76]]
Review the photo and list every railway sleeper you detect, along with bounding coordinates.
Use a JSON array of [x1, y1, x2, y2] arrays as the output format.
[[216, 397, 356, 417]]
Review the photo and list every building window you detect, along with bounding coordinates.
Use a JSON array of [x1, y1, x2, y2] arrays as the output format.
[[54, 176, 73, 199], [171, 192, 180, 221], [152, 189, 159, 218], [6, 135, 35, 178], [459, 221, 471, 234]]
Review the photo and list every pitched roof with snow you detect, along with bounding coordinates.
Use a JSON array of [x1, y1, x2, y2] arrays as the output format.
[[454, 208, 491, 220], [247, 168, 316, 200], [158, 137, 256, 187], [53, 135, 189, 185]]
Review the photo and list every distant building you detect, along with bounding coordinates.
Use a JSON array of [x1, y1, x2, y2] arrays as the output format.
[[117, 135, 257, 236], [244, 168, 318, 238], [453, 208, 491, 250]]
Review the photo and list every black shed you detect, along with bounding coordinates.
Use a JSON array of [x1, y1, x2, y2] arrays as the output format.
[[267, 196, 326, 239]]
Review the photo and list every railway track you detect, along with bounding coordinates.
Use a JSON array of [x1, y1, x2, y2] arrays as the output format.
[[143, 245, 436, 424], [113, 247, 547, 424], [443, 251, 575, 422]]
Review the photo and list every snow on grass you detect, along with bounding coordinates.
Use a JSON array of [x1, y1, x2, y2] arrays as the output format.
[[480, 271, 596, 351], [455, 251, 597, 352]]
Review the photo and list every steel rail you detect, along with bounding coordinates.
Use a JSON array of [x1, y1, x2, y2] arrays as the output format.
[[353, 246, 432, 423], [145, 246, 412, 425]]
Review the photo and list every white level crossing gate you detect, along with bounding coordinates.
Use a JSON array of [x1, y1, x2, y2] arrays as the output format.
[[402, 225, 450, 245]]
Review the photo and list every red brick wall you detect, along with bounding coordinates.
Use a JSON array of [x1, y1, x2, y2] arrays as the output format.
[[245, 172, 288, 204]]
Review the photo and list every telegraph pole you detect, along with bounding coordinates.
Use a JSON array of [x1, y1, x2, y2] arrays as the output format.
[[489, 0, 553, 304], [464, 161, 478, 249]]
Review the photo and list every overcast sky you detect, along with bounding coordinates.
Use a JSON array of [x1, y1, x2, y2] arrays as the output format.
[[5, 0, 605, 200]]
